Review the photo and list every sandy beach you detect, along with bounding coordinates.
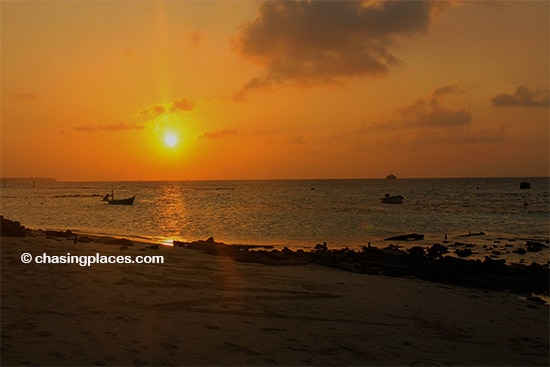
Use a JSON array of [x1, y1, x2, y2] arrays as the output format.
[[1, 230, 549, 366]]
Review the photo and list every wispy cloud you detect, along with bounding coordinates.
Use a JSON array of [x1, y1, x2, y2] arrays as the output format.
[[196, 129, 238, 139], [74, 122, 145, 133], [253, 129, 284, 136], [137, 98, 195, 118], [408, 126, 506, 147], [491, 86, 549, 107], [232, 0, 451, 100]]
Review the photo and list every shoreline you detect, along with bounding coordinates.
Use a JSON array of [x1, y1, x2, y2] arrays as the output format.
[[17, 221, 550, 267], [1, 229, 549, 366], [2, 216, 549, 297]]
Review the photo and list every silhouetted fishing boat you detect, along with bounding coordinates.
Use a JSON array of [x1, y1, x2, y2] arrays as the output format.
[[102, 190, 135, 205]]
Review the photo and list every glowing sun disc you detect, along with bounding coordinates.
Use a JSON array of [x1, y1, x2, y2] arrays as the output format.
[[164, 133, 178, 147]]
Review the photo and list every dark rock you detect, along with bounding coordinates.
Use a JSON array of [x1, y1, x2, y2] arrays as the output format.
[[205, 237, 216, 243], [97, 237, 134, 246], [314, 242, 328, 251], [526, 241, 547, 252], [427, 243, 448, 259], [455, 248, 473, 258], [43, 229, 74, 238], [181, 238, 549, 295], [282, 247, 294, 254], [0, 216, 26, 237], [44, 230, 71, 237], [384, 233, 424, 241], [525, 296, 546, 304], [77, 236, 93, 243], [482, 257, 507, 272], [407, 246, 426, 258], [384, 244, 401, 251], [457, 232, 485, 237]]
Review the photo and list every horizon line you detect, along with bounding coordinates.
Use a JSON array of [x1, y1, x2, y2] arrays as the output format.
[[2, 175, 548, 184]]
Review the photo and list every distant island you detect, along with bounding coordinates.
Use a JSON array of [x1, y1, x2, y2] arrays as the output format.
[[1, 177, 57, 186]]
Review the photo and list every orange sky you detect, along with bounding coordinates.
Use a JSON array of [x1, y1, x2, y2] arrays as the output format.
[[1, 1, 549, 181]]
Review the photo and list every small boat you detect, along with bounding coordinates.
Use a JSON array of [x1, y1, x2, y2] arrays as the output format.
[[380, 193, 404, 204], [386, 174, 397, 179], [106, 196, 135, 205], [102, 190, 135, 205]]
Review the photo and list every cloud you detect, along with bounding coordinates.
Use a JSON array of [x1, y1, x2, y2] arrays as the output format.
[[196, 129, 238, 139], [430, 84, 465, 99], [491, 86, 549, 107], [3, 90, 37, 102], [373, 84, 471, 129], [358, 84, 508, 147], [233, 77, 274, 102], [74, 122, 145, 133], [397, 99, 472, 128], [232, 0, 448, 100], [137, 98, 195, 118]]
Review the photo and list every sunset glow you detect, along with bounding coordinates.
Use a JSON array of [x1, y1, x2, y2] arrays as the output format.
[[1, 1, 548, 181]]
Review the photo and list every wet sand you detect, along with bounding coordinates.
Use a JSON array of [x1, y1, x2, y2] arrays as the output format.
[[1, 231, 549, 366]]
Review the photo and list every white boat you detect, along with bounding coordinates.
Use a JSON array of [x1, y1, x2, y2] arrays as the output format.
[[380, 194, 404, 204]]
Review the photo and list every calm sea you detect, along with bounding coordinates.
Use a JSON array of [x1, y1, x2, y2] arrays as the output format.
[[1, 177, 548, 262]]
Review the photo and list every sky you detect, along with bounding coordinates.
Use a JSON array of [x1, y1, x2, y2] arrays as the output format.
[[1, 0, 549, 181]]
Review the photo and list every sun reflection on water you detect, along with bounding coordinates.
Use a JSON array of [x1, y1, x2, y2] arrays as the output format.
[[153, 185, 187, 241]]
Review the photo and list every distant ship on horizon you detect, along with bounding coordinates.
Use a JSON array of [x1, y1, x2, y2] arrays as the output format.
[[386, 174, 397, 179]]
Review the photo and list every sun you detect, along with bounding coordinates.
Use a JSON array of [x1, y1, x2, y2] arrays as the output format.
[[164, 133, 178, 147]]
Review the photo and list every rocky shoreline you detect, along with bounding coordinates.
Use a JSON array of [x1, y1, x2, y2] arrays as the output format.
[[175, 236, 549, 297]]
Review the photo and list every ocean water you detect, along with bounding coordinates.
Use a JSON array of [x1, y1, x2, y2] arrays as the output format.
[[1, 177, 549, 263]]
